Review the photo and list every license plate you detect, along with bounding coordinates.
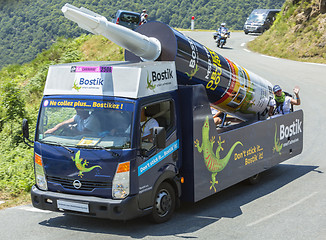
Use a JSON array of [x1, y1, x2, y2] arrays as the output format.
[[57, 199, 89, 213]]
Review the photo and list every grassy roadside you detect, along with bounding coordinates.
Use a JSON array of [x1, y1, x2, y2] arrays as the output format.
[[0, 192, 31, 210]]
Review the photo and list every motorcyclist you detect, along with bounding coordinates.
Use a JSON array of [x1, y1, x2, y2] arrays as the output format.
[[140, 13, 148, 25], [215, 23, 230, 47]]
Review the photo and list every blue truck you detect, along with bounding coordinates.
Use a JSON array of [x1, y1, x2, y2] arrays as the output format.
[[22, 4, 303, 223]]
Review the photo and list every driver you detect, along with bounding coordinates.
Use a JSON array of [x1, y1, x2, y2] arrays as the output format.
[[44, 108, 100, 134]]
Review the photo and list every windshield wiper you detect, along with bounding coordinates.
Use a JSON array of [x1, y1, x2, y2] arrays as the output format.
[[41, 140, 74, 154], [98, 146, 121, 158], [76, 145, 121, 158]]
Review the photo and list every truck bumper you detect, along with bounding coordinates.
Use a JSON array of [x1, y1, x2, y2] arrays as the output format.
[[243, 26, 263, 34], [31, 185, 151, 220]]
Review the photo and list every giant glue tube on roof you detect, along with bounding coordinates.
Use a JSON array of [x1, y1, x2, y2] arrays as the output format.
[[62, 3, 273, 121]]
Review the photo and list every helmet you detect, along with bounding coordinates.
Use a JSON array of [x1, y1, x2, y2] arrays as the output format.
[[273, 85, 282, 93], [142, 9, 147, 12], [221, 23, 226, 26]]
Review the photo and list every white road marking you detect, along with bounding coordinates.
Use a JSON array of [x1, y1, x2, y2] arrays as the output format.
[[196, 215, 221, 220], [16, 205, 52, 213], [241, 43, 246, 47], [244, 49, 251, 53], [302, 62, 326, 67], [247, 192, 318, 227], [261, 55, 279, 60]]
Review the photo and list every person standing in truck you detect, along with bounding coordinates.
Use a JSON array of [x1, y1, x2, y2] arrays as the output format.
[[268, 85, 301, 116]]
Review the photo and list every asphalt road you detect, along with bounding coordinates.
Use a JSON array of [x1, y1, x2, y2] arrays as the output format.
[[1, 31, 326, 240]]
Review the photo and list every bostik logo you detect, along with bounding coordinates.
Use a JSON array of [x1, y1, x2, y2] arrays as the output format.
[[151, 69, 173, 81], [73, 77, 104, 91], [280, 119, 302, 141], [79, 78, 104, 86], [187, 37, 198, 68]]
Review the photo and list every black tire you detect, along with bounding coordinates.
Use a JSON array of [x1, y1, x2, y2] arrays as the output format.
[[150, 182, 176, 223], [247, 173, 260, 185]]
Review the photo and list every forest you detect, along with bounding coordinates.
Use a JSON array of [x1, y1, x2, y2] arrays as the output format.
[[0, 0, 285, 68]]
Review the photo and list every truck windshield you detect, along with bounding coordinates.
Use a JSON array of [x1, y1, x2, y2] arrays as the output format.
[[37, 98, 134, 149], [248, 12, 267, 23]]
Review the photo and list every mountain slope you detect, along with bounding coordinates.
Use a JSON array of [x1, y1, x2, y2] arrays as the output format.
[[248, 0, 326, 63]]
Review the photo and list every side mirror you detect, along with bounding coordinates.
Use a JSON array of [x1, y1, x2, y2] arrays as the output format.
[[22, 119, 33, 147], [22, 119, 29, 139], [153, 127, 166, 149]]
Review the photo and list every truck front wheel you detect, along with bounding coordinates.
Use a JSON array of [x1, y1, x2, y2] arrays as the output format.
[[150, 182, 176, 223]]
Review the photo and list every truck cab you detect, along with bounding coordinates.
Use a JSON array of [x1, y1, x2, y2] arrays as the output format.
[[29, 61, 182, 222], [112, 10, 141, 30]]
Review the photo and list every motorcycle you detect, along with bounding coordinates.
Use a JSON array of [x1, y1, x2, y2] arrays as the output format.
[[213, 29, 230, 48]]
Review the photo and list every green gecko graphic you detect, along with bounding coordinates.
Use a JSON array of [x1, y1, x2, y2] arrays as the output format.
[[273, 123, 283, 155], [71, 150, 102, 178], [194, 116, 243, 192], [146, 72, 156, 91], [72, 79, 81, 91], [185, 64, 199, 80]]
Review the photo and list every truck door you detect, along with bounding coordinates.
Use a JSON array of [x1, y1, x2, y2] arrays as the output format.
[[137, 99, 178, 209]]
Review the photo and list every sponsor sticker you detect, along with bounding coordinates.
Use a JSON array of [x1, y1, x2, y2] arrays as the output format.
[[138, 140, 179, 176], [71, 66, 112, 73]]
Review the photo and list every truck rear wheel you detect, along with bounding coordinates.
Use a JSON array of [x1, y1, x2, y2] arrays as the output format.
[[150, 182, 176, 223]]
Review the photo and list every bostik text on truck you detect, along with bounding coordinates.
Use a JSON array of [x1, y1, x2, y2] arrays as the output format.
[[22, 4, 303, 223]]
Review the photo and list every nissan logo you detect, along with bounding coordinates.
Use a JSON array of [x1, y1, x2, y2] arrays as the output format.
[[73, 180, 82, 189]]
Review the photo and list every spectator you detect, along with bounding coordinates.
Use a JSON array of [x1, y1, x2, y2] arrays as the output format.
[[269, 85, 301, 116]]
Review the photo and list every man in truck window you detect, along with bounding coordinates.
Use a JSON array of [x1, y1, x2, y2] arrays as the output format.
[[140, 107, 159, 142], [44, 108, 100, 134]]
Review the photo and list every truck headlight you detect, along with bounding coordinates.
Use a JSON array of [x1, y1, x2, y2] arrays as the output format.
[[112, 161, 130, 199], [34, 153, 48, 190]]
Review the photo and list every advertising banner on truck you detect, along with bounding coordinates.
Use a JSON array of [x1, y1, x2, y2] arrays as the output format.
[[191, 107, 303, 202]]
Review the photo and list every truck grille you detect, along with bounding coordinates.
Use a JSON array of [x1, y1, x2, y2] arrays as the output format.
[[47, 175, 112, 191]]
